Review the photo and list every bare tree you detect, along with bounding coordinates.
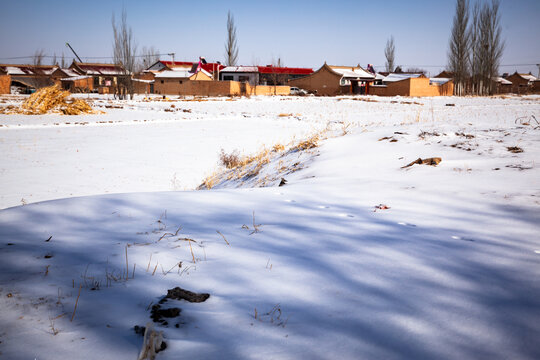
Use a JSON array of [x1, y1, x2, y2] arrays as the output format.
[[224, 11, 239, 66], [268, 57, 287, 94], [112, 8, 138, 99], [384, 36, 395, 72], [33, 49, 46, 66], [484, 0, 504, 95], [448, 0, 470, 95], [470, 0, 504, 95], [470, 1, 482, 94], [138, 46, 160, 72], [60, 53, 67, 68], [51, 53, 58, 66]]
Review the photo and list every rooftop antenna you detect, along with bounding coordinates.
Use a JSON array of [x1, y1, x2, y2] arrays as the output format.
[[65, 43, 83, 63]]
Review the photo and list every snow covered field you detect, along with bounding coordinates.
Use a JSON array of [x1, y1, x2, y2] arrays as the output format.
[[1, 95, 539, 359]]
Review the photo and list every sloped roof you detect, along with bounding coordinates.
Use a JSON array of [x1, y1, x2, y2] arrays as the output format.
[[383, 73, 424, 83], [493, 77, 512, 85], [429, 78, 451, 85], [71, 61, 126, 76], [155, 70, 193, 78], [257, 66, 313, 75], [0, 64, 57, 76], [329, 65, 375, 79], [59, 68, 80, 77], [154, 68, 212, 79], [154, 60, 225, 73], [518, 73, 537, 82]]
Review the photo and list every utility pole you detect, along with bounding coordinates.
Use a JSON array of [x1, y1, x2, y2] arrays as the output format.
[[168, 53, 175, 64], [65, 43, 83, 63], [537, 64, 540, 79]]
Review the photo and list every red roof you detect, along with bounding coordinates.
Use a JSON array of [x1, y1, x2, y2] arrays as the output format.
[[160, 61, 194, 67], [200, 63, 226, 72], [257, 66, 313, 75], [160, 60, 225, 72]]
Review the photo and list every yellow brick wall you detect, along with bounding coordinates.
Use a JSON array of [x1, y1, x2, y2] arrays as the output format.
[[247, 85, 290, 96], [0, 75, 11, 94], [369, 78, 454, 97], [154, 80, 289, 97]]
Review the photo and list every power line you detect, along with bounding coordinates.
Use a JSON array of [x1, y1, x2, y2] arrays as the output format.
[[0, 53, 173, 60], [0, 54, 537, 69], [373, 63, 538, 69]]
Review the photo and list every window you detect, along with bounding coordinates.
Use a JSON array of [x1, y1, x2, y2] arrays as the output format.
[[223, 75, 233, 81], [161, 80, 164, 84], [239, 76, 249, 83], [340, 78, 351, 86], [179, 80, 183, 84]]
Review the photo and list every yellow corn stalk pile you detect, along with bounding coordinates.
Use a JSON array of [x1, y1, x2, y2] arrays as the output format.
[[9, 86, 100, 115]]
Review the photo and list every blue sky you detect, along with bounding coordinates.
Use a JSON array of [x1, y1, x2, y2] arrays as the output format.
[[1, 0, 539, 75]]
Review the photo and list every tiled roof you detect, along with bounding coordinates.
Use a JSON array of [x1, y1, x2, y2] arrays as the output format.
[[382, 73, 423, 82], [257, 66, 313, 75], [330, 66, 375, 79]]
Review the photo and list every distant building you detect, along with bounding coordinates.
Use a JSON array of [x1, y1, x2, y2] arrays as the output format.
[[257, 66, 313, 85], [288, 63, 375, 95], [506, 72, 538, 94], [219, 66, 259, 85], [433, 71, 454, 79], [492, 77, 512, 94], [0, 64, 56, 93], [153, 68, 213, 95], [68, 61, 127, 94], [146, 60, 224, 79], [369, 73, 454, 97]]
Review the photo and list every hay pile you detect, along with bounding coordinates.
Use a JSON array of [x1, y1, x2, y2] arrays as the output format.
[[8, 86, 100, 115]]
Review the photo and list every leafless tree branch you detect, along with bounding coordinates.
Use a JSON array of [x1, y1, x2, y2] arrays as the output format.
[[384, 36, 395, 73], [224, 11, 239, 66]]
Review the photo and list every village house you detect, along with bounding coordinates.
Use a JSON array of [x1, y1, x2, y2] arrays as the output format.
[[505, 72, 538, 94], [434, 71, 515, 95], [218, 65, 313, 86], [288, 63, 375, 96], [49, 67, 92, 92], [219, 66, 260, 85], [257, 66, 313, 85], [153, 68, 213, 95], [147, 60, 225, 79], [68, 61, 127, 94], [369, 73, 454, 97], [492, 77, 513, 94], [0, 64, 56, 93]]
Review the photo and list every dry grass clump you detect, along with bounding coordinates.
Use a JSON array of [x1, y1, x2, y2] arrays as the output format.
[[201, 132, 325, 189], [219, 149, 242, 169], [272, 143, 285, 152], [6, 86, 100, 115], [220, 148, 272, 172], [293, 133, 321, 151]]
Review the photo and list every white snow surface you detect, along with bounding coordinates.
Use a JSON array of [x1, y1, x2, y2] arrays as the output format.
[[1, 94, 540, 360]]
